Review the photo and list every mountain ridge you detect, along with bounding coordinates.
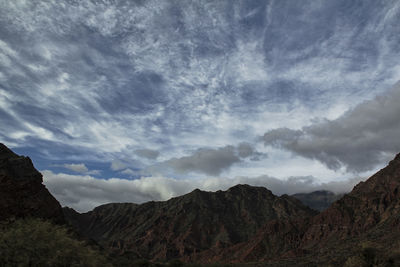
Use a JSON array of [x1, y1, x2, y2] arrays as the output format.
[[63, 183, 317, 261]]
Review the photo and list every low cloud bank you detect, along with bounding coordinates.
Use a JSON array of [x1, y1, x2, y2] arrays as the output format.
[[43, 170, 363, 212]]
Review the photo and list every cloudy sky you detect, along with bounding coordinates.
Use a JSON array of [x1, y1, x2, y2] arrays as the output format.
[[1, 0, 400, 212]]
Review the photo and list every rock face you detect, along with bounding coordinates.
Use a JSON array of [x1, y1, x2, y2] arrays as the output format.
[[189, 216, 313, 263], [0, 144, 64, 223], [292, 190, 343, 211], [208, 153, 400, 264], [64, 184, 317, 261], [303, 153, 400, 246]]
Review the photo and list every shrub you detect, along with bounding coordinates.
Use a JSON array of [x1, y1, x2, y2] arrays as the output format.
[[0, 218, 112, 266]]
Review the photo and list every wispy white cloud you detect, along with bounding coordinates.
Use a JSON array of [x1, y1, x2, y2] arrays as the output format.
[[61, 163, 88, 173], [1, 0, 400, 183], [120, 168, 138, 177], [53, 163, 101, 176], [110, 160, 127, 171]]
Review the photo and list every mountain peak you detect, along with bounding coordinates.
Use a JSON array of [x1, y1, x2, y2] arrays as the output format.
[[228, 183, 256, 190], [0, 144, 41, 183], [227, 184, 273, 194], [389, 152, 400, 166], [0, 143, 64, 223], [0, 143, 18, 160]]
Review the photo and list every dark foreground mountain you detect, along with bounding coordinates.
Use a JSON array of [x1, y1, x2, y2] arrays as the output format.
[[291, 190, 343, 211], [0, 144, 113, 266], [63, 185, 317, 262], [0, 143, 64, 223]]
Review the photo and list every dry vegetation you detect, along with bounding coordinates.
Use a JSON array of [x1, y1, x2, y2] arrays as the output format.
[[0, 218, 111, 267]]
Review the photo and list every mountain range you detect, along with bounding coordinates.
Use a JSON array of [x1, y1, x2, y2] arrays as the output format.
[[1, 143, 400, 266], [63, 184, 317, 262]]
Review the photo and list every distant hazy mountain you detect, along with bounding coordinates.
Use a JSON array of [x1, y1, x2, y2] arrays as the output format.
[[292, 190, 343, 211]]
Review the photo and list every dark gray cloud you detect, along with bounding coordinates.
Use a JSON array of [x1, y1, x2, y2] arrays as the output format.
[[165, 143, 263, 176], [263, 84, 400, 172], [237, 142, 254, 158], [166, 146, 240, 176], [134, 149, 160, 160], [237, 142, 266, 161]]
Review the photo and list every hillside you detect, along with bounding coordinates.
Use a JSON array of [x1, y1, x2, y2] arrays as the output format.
[[64, 185, 317, 262], [214, 153, 400, 265]]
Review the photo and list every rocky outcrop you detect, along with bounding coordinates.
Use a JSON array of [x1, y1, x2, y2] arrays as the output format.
[[64, 184, 317, 261], [200, 152, 400, 264], [190, 216, 312, 264], [0, 143, 64, 223], [302, 153, 400, 247]]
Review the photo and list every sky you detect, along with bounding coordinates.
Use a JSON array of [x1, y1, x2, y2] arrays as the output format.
[[1, 0, 400, 212]]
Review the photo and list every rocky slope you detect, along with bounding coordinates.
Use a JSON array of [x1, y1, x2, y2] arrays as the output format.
[[303, 153, 400, 247], [64, 184, 317, 261], [222, 153, 400, 264], [0, 144, 64, 223]]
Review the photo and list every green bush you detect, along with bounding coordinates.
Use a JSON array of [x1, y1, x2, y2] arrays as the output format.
[[168, 259, 184, 267], [0, 218, 112, 267], [344, 244, 400, 267]]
